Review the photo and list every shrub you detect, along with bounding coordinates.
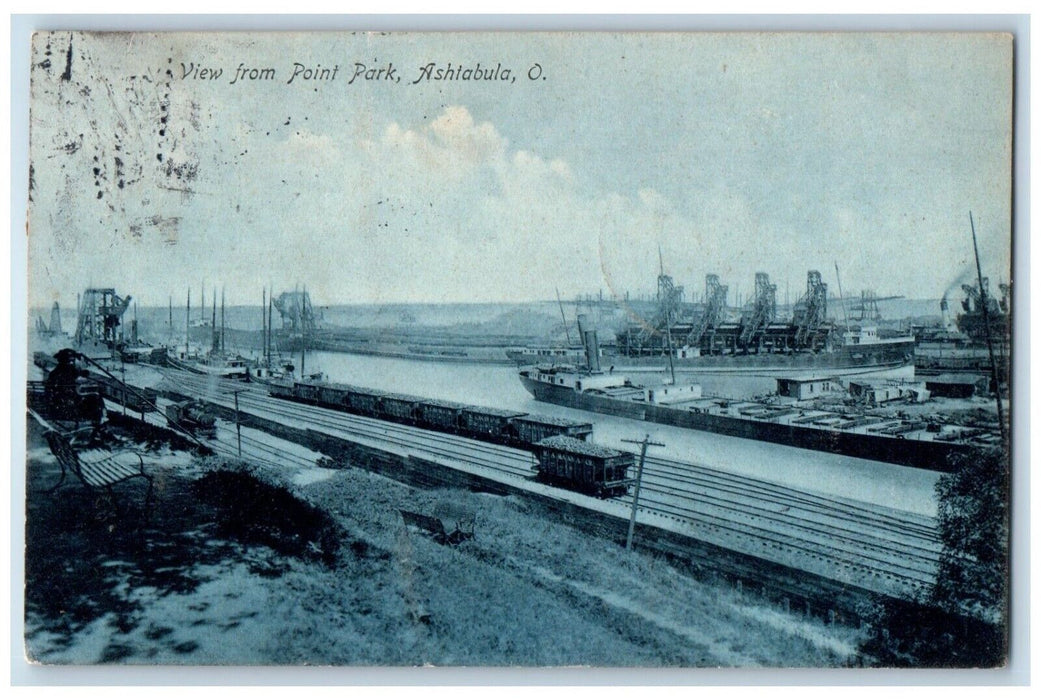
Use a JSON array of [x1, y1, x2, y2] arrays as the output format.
[[193, 469, 343, 566]]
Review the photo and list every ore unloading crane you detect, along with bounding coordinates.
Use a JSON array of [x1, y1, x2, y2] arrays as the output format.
[[791, 271, 830, 350], [738, 272, 777, 348], [849, 290, 904, 323], [634, 250, 684, 348], [683, 274, 729, 350], [619, 249, 685, 356], [273, 289, 318, 335], [36, 301, 64, 337]]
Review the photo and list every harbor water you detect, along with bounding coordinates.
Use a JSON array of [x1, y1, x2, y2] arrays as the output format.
[[305, 351, 939, 517]]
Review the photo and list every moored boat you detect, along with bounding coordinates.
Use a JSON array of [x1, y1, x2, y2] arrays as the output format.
[[517, 318, 997, 471]]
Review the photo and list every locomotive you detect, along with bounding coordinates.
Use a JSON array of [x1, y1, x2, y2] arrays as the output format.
[[165, 399, 218, 438]]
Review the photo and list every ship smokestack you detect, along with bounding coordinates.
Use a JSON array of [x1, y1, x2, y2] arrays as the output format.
[[940, 294, 954, 331], [576, 313, 601, 373], [49, 301, 62, 334]]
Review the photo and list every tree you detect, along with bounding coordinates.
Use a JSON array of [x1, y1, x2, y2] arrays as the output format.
[[859, 446, 1009, 667], [932, 446, 1009, 624]]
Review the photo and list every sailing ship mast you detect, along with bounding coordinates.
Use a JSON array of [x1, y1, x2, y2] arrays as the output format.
[[211, 289, 217, 354], [267, 285, 274, 366], [185, 288, 190, 354], [221, 287, 226, 353]]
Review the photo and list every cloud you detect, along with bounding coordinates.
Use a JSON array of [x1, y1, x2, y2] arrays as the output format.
[[285, 105, 702, 303], [27, 32, 1012, 308]]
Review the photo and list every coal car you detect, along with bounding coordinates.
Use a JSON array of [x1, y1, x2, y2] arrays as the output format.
[[265, 380, 598, 452], [533, 435, 633, 498], [381, 393, 423, 423], [318, 382, 358, 409], [461, 406, 527, 440], [346, 388, 385, 416], [511, 414, 593, 445], [266, 380, 297, 402], [417, 399, 467, 433], [96, 375, 159, 413]]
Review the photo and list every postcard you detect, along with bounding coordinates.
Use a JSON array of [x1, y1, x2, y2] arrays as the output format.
[[23, 30, 1013, 668]]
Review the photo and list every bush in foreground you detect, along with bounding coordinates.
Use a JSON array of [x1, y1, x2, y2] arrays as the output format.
[[859, 446, 1008, 667], [193, 468, 344, 566]]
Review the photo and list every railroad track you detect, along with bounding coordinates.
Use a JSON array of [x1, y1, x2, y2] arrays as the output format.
[[636, 463, 940, 559], [144, 367, 941, 594], [646, 455, 937, 539], [632, 491, 935, 589], [103, 398, 319, 472], [633, 485, 936, 583], [154, 372, 537, 482]]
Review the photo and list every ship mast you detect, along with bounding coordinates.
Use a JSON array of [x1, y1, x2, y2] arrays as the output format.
[[211, 288, 217, 354], [834, 262, 850, 329], [299, 284, 306, 377], [185, 288, 190, 355], [556, 288, 572, 346]]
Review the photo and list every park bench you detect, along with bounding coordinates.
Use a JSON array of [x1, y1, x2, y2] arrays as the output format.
[[400, 509, 475, 546], [42, 427, 154, 517]]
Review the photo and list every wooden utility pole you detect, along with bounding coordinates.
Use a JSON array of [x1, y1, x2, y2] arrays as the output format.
[[621, 434, 665, 551], [226, 388, 247, 457], [969, 212, 1007, 444]]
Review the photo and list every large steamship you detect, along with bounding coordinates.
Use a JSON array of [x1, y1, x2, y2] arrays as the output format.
[[518, 315, 997, 472], [511, 269, 915, 378]]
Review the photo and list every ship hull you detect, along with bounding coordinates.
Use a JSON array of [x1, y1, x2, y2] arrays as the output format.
[[519, 372, 973, 472], [601, 338, 915, 378], [167, 355, 248, 378]]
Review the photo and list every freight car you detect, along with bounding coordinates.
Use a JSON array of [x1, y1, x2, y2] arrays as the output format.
[[381, 393, 425, 423], [347, 387, 384, 416], [96, 375, 159, 414], [266, 380, 297, 402], [533, 435, 633, 498], [511, 414, 593, 444], [318, 382, 360, 409], [266, 380, 594, 450], [461, 406, 527, 440], [290, 380, 324, 405], [416, 398, 467, 433]]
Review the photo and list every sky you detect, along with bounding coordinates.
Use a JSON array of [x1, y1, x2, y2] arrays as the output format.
[[27, 32, 1013, 308]]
